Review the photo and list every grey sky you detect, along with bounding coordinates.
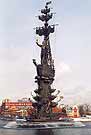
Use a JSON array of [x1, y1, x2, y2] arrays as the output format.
[[0, 0, 91, 105]]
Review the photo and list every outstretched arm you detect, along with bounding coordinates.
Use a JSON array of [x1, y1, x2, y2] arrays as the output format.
[[36, 39, 42, 47], [36, 39, 47, 48], [33, 59, 37, 66]]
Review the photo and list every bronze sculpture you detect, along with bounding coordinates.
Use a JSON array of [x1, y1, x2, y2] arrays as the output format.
[[32, 1, 60, 120]]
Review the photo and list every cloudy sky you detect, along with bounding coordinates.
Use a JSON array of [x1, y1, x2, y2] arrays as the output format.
[[0, 0, 91, 105]]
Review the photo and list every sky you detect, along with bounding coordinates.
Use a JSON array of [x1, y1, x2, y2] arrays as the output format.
[[0, 0, 91, 105]]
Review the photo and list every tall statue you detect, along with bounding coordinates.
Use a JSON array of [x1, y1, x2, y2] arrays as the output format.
[[32, 1, 60, 119]]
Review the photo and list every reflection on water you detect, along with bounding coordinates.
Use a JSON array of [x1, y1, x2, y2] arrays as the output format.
[[35, 129, 54, 135], [0, 128, 91, 135], [0, 129, 55, 135]]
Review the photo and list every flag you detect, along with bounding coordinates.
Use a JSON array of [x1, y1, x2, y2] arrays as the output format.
[[46, 1, 52, 5]]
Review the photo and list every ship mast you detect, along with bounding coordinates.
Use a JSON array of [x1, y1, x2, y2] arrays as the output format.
[[32, 1, 58, 119]]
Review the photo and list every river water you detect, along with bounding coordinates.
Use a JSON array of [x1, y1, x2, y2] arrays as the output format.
[[0, 120, 91, 135]]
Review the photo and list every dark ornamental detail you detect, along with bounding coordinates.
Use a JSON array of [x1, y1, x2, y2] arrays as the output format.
[[32, 1, 61, 119]]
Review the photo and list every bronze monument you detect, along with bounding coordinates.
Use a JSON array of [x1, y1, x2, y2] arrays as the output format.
[[32, 1, 60, 120]]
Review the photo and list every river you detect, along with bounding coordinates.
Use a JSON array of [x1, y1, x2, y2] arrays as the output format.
[[0, 120, 91, 135]]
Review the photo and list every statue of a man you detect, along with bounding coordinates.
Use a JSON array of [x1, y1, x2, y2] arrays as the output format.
[[36, 38, 48, 64]]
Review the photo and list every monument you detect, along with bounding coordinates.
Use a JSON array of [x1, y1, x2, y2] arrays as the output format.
[[32, 1, 60, 120]]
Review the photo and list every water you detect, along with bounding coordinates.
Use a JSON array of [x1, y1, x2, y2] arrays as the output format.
[[0, 120, 91, 135], [0, 127, 91, 135]]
